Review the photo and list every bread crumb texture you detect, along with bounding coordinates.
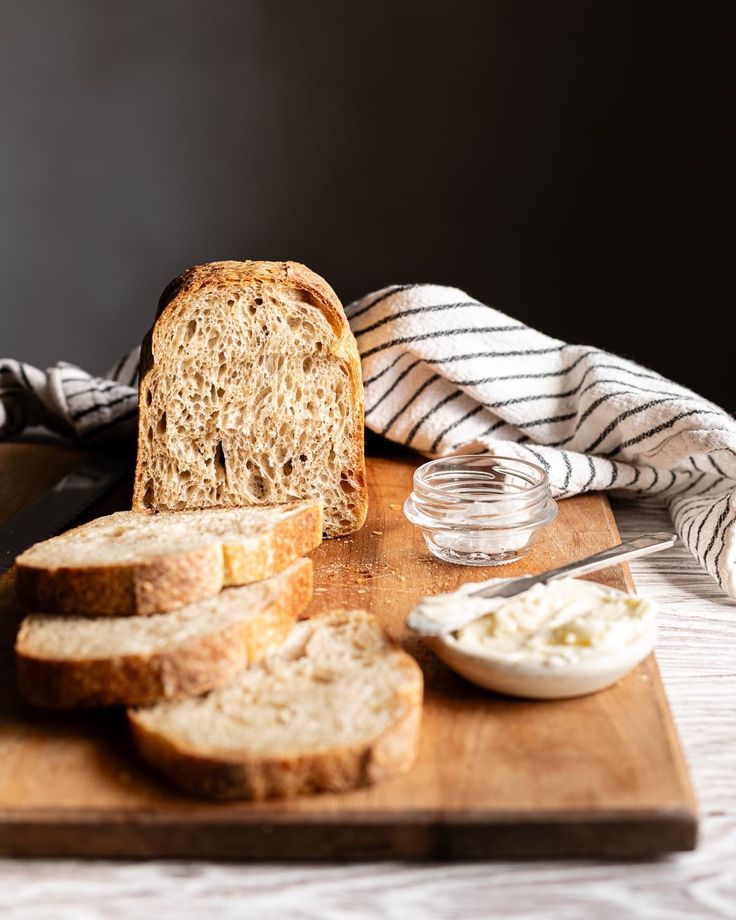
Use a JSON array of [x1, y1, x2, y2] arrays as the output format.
[[135, 261, 368, 536], [129, 609, 423, 799]]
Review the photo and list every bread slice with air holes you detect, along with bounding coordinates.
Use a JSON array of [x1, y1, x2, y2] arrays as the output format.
[[132, 260, 368, 537], [15, 558, 313, 708], [15, 501, 321, 617], [128, 608, 423, 800]]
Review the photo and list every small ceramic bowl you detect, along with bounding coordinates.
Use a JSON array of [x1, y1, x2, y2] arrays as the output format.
[[427, 584, 657, 700]]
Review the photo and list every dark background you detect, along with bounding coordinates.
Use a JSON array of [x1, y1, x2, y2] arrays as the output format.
[[1, 1, 730, 407]]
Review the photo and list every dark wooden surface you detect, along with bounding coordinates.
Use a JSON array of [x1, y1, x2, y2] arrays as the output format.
[[0, 443, 697, 858]]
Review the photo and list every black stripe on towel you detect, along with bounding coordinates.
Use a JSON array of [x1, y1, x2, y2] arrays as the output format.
[[463, 418, 507, 449], [681, 472, 706, 495], [674, 479, 726, 517], [55, 375, 97, 385], [544, 391, 639, 449], [583, 398, 692, 454], [685, 501, 711, 547], [18, 363, 34, 393], [71, 392, 136, 421], [363, 352, 411, 387], [376, 345, 567, 367], [67, 381, 127, 401], [693, 495, 726, 555], [430, 404, 484, 452], [692, 477, 727, 498], [665, 470, 697, 498], [454, 358, 682, 395], [406, 391, 462, 448], [561, 451, 573, 491], [582, 456, 597, 491], [600, 409, 729, 457], [703, 498, 733, 565], [451, 349, 598, 386], [365, 360, 422, 417], [522, 446, 550, 472], [362, 334, 566, 360], [642, 466, 660, 492], [515, 412, 576, 430], [713, 515, 735, 588], [478, 419, 506, 438], [708, 454, 729, 477], [347, 285, 420, 321], [382, 374, 440, 435], [353, 302, 502, 337]]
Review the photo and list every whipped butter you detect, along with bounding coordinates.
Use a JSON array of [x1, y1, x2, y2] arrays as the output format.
[[453, 578, 653, 666], [415, 577, 657, 698]]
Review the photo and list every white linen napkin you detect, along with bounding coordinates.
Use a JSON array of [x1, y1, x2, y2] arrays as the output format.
[[2, 283, 734, 598]]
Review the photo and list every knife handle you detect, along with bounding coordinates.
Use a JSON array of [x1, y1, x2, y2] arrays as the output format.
[[531, 532, 677, 584]]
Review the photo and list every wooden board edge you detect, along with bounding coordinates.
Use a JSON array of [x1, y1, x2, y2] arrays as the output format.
[[599, 503, 700, 826], [0, 808, 697, 859]]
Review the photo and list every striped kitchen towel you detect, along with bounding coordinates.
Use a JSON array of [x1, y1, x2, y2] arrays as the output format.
[[0, 351, 139, 443], [1, 283, 734, 597], [347, 284, 736, 598]]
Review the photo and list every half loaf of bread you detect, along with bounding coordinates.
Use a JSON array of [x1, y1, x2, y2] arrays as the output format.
[[129, 608, 423, 800], [15, 501, 321, 616], [133, 260, 368, 537], [16, 558, 312, 708]]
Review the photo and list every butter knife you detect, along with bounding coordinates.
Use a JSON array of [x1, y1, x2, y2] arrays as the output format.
[[407, 532, 677, 637], [0, 450, 131, 575]]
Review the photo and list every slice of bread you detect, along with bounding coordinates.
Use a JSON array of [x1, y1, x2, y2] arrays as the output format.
[[15, 501, 321, 616], [133, 260, 368, 537], [15, 558, 313, 708], [129, 609, 423, 800]]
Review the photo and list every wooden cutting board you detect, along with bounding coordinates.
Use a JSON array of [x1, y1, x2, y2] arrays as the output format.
[[0, 443, 697, 858]]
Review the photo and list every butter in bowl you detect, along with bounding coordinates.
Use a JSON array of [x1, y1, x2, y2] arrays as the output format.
[[406, 531, 675, 700], [417, 577, 656, 700]]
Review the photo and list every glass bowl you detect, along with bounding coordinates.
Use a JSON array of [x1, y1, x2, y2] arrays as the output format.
[[403, 454, 558, 566]]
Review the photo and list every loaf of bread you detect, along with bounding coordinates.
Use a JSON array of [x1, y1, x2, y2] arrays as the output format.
[[129, 609, 423, 799], [15, 502, 321, 616], [16, 558, 312, 708], [133, 260, 368, 537]]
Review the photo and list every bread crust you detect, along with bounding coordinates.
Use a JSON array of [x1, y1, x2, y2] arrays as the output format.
[[222, 502, 322, 586], [133, 260, 368, 537], [127, 622, 423, 800], [15, 503, 322, 617], [15, 543, 223, 617], [15, 559, 313, 709]]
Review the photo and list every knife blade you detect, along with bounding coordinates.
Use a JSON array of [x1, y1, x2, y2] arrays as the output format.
[[0, 451, 132, 575]]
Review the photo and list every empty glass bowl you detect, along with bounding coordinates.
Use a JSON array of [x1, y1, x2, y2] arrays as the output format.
[[403, 454, 558, 566]]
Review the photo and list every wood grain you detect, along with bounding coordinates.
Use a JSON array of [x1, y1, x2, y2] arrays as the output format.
[[0, 445, 697, 859], [1, 501, 732, 920]]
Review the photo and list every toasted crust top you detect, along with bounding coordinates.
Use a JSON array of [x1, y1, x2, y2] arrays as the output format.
[[141, 260, 356, 378]]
